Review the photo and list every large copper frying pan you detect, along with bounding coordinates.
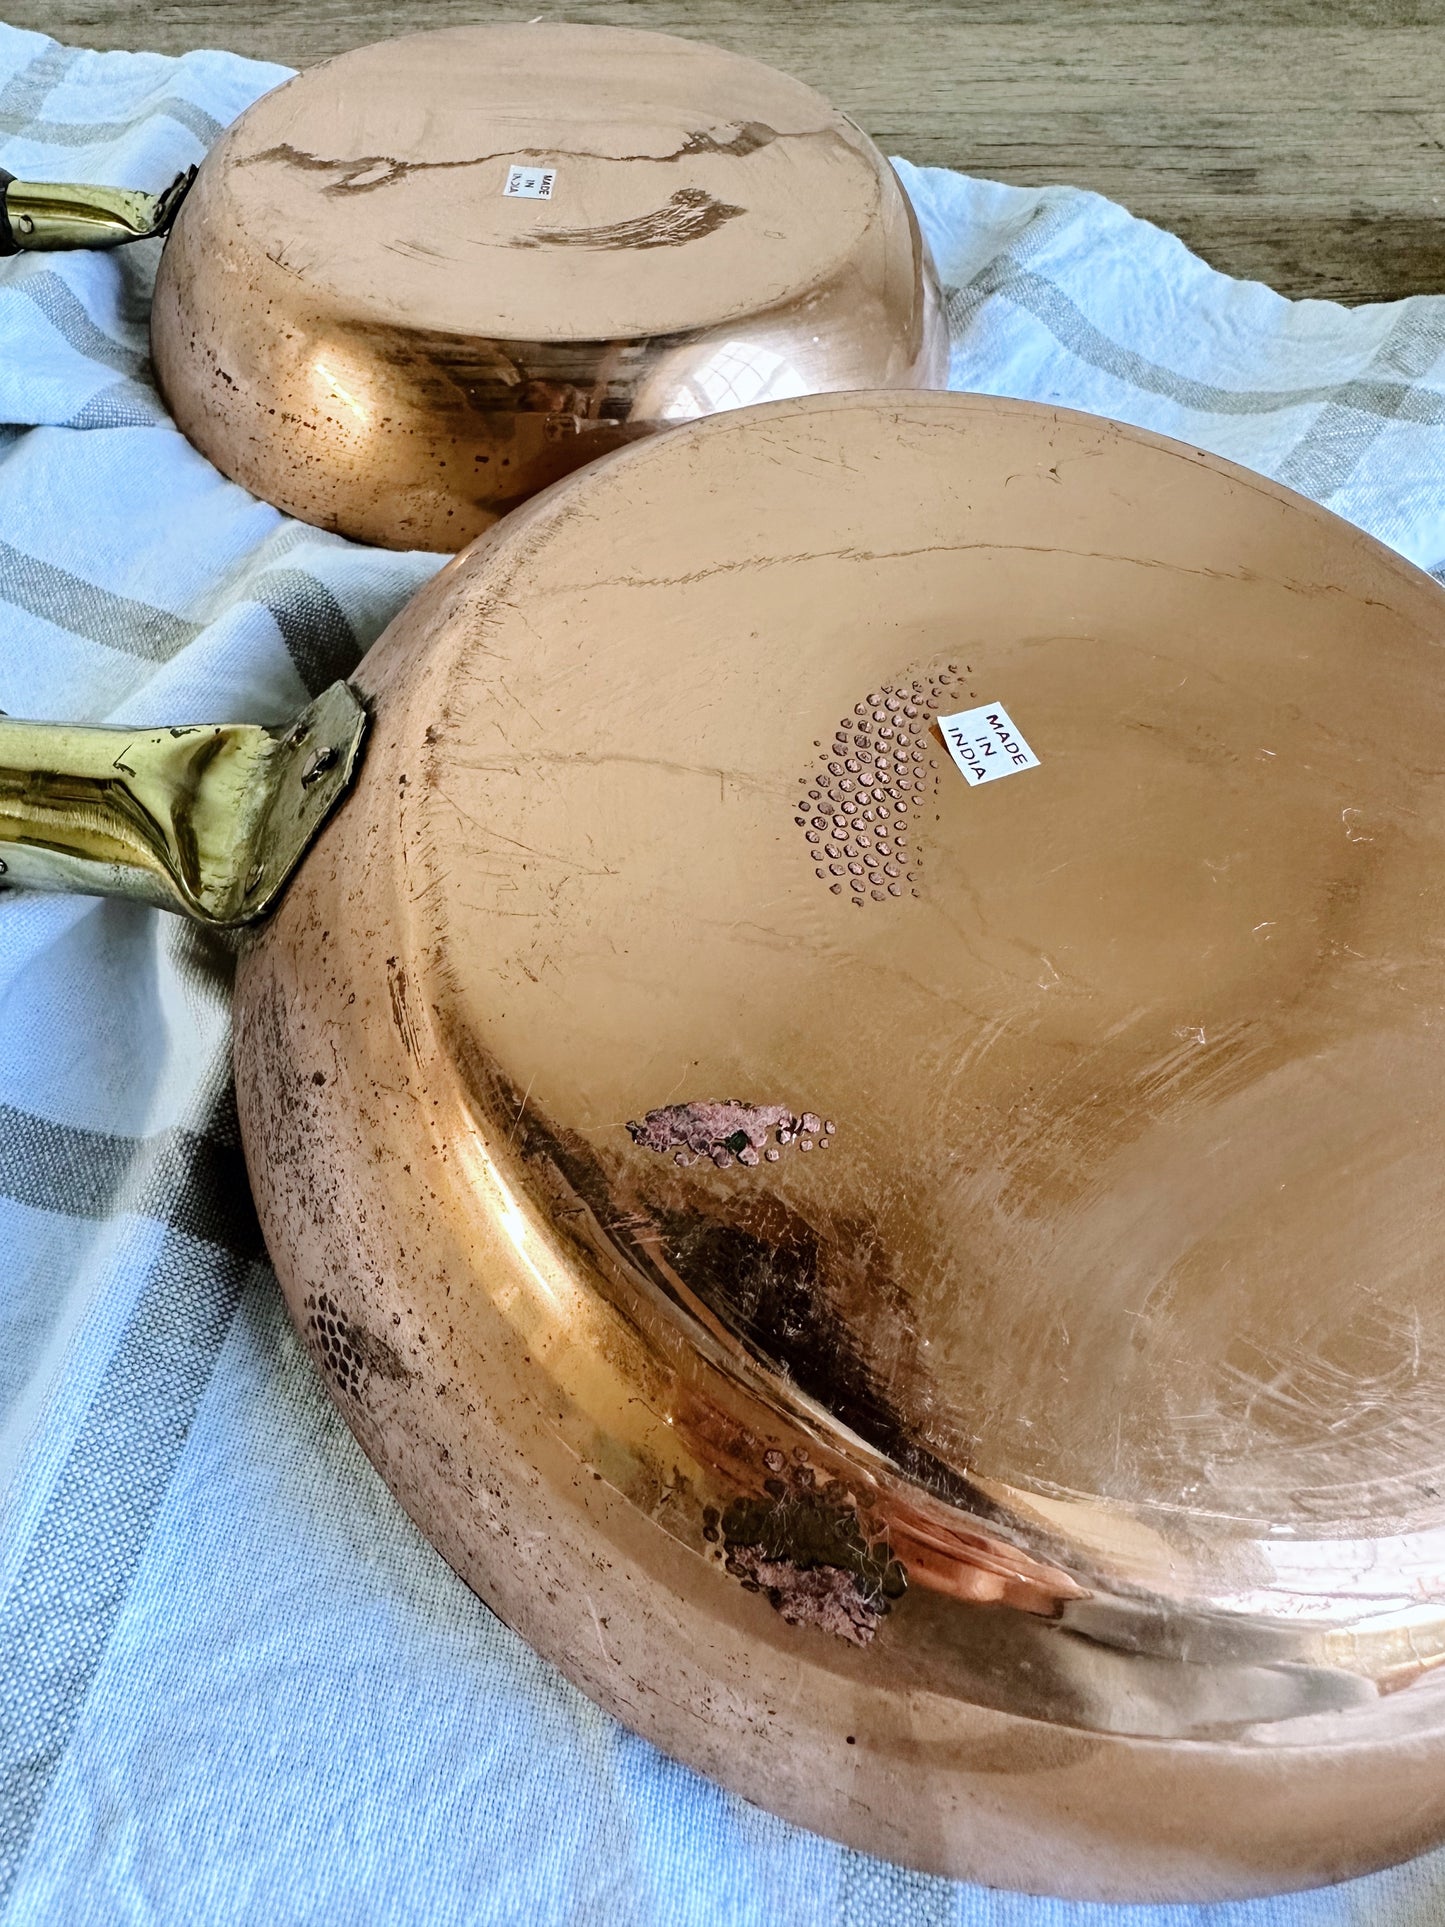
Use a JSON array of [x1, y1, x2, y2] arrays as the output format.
[[7, 391, 1445, 1901], [0, 24, 944, 549]]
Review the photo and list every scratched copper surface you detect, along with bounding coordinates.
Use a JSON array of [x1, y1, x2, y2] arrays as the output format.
[[148, 22, 946, 549], [219, 392, 1445, 1897]]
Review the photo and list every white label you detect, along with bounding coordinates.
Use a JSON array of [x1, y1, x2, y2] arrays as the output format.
[[936, 702, 1040, 786], [503, 163, 556, 200]]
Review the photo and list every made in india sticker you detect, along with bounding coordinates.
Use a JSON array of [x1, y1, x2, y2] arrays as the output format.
[[936, 702, 1040, 786], [503, 164, 556, 200]]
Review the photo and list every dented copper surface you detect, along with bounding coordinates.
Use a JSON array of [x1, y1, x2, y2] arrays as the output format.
[[140, 22, 947, 549], [12, 391, 1445, 1896]]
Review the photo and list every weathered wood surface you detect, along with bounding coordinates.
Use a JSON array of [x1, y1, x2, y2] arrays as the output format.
[[14, 0, 1445, 302]]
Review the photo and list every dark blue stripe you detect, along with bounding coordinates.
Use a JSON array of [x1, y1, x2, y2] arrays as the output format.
[[256, 565, 366, 693], [0, 537, 197, 659], [0, 1229, 256, 1903], [0, 538, 364, 690], [0, 1066, 264, 1903], [0, 1094, 261, 1258]]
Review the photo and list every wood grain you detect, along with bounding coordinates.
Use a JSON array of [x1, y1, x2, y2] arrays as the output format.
[[14, 0, 1445, 302]]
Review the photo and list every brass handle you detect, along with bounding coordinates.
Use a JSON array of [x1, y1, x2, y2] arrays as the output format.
[[0, 166, 195, 254], [0, 682, 367, 926]]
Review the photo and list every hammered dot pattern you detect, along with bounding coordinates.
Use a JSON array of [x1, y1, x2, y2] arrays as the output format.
[[796, 665, 960, 905], [304, 1290, 365, 1401]]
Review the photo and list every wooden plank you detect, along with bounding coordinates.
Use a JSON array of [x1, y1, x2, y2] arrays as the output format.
[[11, 0, 1445, 302]]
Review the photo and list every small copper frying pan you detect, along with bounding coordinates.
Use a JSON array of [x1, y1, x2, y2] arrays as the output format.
[[0, 23, 945, 549], [6, 391, 1445, 1900]]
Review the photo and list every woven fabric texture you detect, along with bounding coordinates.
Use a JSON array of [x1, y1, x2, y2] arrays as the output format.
[[2, 21, 1445, 1924]]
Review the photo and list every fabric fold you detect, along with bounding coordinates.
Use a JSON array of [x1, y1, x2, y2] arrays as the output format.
[[2, 20, 1444, 1924]]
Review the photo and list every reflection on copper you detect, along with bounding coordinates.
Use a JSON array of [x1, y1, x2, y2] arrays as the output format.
[[229, 391, 1445, 1895], [149, 23, 947, 550], [658, 339, 810, 421], [311, 357, 371, 428]]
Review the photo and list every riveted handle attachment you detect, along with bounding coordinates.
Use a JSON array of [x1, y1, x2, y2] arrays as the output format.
[[0, 166, 195, 254], [0, 681, 368, 926]]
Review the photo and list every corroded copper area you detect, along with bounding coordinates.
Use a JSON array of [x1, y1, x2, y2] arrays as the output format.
[[627, 1100, 832, 1166], [149, 23, 946, 550], [233, 392, 1445, 1898]]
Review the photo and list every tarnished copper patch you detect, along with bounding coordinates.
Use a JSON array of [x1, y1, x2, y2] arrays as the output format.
[[627, 1099, 835, 1168]]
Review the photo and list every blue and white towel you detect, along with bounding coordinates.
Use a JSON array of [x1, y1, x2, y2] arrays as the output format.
[[2, 20, 1445, 1924]]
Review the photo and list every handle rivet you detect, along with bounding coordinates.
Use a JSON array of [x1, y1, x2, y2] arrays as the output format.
[[301, 745, 339, 787]]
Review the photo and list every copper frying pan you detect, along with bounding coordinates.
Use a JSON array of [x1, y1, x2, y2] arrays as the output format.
[[0, 24, 945, 550], [6, 390, 1445, 1901]]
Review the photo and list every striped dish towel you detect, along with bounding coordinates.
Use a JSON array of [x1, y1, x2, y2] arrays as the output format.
[[3, 19, 1445, 1925]]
